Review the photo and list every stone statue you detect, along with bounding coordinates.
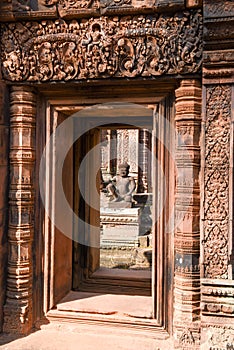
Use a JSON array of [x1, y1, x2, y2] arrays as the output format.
[[107, 162, 136, 203]]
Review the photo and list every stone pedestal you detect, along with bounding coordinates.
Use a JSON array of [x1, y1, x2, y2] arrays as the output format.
[[100, 208, 141, 247]]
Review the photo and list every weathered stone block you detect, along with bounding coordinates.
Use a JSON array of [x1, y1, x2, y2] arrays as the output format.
[[101, 208, 141, 247]]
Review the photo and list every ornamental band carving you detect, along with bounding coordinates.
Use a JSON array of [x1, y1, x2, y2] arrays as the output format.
[[0, 10, 202, 82], [203, 85, 232, 279]]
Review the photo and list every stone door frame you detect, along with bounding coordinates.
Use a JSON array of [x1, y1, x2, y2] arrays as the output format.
[[39, 82, 175, 335], [3, 78, 202, 349]]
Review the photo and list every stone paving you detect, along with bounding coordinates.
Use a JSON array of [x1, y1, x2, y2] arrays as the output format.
[[0, 322, 173, 350]]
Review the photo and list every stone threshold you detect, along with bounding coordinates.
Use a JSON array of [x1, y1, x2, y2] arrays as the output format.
[[56, 291, 152, 318], [46, 291, 169, 339]]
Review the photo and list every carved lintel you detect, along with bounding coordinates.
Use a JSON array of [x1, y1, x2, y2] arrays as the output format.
[[0, 11, 202, 82], [3, 86, 36, 335]]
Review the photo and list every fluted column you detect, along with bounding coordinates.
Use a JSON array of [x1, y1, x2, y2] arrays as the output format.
[[174, 80, 202, 349], [3, 86, 36, 334]]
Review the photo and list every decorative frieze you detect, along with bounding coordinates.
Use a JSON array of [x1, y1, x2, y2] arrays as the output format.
[[203, 0, 234, 53], [0, 0, 202, 20], [203, 50, 234, 80], [3, 86, 36, 334], [0, 10, 202, 82], [201, 281, 234, 318], [204, 0, 234, 19], [58, 0, 99, 18], [202, 85, 232, 280]]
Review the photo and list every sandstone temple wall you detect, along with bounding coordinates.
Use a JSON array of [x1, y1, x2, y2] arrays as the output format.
[[0, 0, 234, 349]]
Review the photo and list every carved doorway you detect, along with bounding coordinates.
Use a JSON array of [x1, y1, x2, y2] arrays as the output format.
[[72, 120, 154, 297], [38, 83, 175, 336]]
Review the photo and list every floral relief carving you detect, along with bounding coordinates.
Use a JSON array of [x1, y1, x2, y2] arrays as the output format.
[[203, 85, 232, 279], [204, 326, 234, 350], [0, 10, 202, 82]]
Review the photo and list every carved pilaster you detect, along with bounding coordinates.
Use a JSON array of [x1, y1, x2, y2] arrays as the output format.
[[201, 3, 234, 337], [174, 79, 202, 349], [138, 129, 151, 193], [201, 85, 232, 280], [3, 86, 36, 334], [0, 81, 9, 332], [200, 85, 234, 337], [117, 129, 138, 179]]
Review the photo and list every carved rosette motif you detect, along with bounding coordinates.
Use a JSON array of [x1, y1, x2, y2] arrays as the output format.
[[174, 80, 202, 349], [3, 86, 36, 334], [203, 85, 232, 279], [0, 10, 202, 82]]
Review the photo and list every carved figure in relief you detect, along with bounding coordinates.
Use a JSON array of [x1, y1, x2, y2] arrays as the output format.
[[59, 0, 99, 9], [107, 0, 131, 8], [13, 0, 30, 11], [107, 162, 136, 202], [38, 42, 53, 80], [2, 50, 23, 81], [118, 37, 144, 77], [83, 23, 103, 52], [59, 41, 78, 80]]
